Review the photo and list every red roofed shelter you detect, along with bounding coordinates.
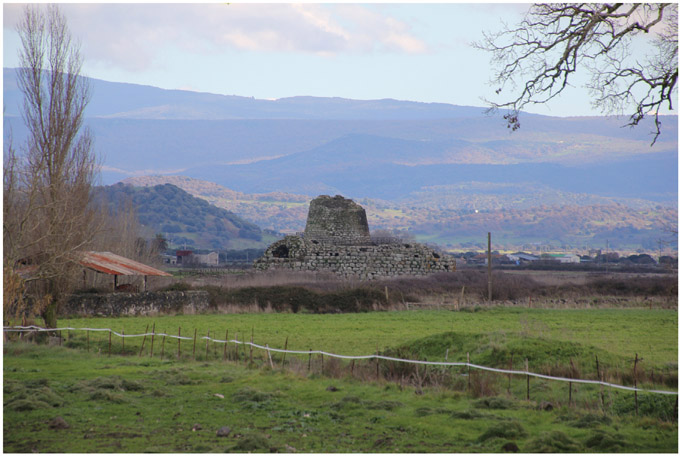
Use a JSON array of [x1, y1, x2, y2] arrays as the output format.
[[78, 251, 171, 292]]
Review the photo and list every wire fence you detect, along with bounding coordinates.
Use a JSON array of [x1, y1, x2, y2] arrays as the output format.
[[4, 324, 677, 397]]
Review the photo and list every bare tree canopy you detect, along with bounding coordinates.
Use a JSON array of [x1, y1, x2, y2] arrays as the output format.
[[475, 3, 678, 143], [3, 5, 97, 325]]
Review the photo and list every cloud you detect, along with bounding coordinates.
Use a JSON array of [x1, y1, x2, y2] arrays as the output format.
[[3, 4, 428, 72]]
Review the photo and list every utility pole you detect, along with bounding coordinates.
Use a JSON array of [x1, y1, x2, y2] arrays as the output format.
[[605, 239, 609, 274], [487, 232, 492, 302]]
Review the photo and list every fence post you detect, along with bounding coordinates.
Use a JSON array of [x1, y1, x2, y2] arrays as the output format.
[[192, 328, 197, 360], [150, 323, 156, 358], [205, 330, 210, 360], [250, 328, 254, 365], [161, 333, 166, 358], [122, 329, 125, 355], [139, 324, 149, 357], [223, 330, 228, 361], [108, 330, 112, 357], [634, 353, 640, 416], [235, 333, 239, 362], [351, 359, 355, 376], [282, 336, 288, 367], [308, 349, 312, 372], [508, 352, 513, 395], [87, 330, 90, 352], [569, 357, 575, 407], [321, 353, 324, 374], [177, 327, 181, 359], [376, 346, 380, 381], [467, 352, 471, 393], [266, 344, 274, 369], [525, 358, 530, 401]]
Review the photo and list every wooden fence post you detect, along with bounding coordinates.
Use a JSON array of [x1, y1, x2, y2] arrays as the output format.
[[568, 358, 574, 407], [223, 330, 228, 361], [150, 323, 156, 358], [508, 353, 513, 395], [249, 328, 254, 365], [205, 330, 210, 360], [177, 327, 181, 359], [235, 333, 239, 361], [525, 358, 530, 400], [282, 336, 288, 367], [308, 349, 312, 372], [192, 328, 197, 360], [122, 329, 125, 355], [87, 330, 90, 352], [351, 359, 355, 376], [139, 324, 149, 357], [108, 330, 112, 357], [161, 333, 166, 358], [634, 353, 640, 416], [467, 352, 471, 393], [376, 346, 380, 381], [266, 344, 274, 369], [321, 353, 324, 374]]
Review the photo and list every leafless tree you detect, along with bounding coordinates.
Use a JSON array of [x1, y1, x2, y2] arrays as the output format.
[[3, 5, 98, 326], [475, 3, 678, 143]]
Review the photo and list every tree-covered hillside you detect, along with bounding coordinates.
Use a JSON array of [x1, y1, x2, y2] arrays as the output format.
[[93, 183, 266, 250]]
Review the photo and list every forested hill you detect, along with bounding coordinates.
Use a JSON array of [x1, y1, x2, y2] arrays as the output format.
[[93, 183, 267, 250]]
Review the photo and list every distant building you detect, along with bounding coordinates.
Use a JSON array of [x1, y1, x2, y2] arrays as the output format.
[[193, 252, 219, 266], [175, 250, 219, 266], [161, 254, 177, 265], [175, 250, 193, 265], [507, 253, 539, 264], [543, 253, 581, 264]]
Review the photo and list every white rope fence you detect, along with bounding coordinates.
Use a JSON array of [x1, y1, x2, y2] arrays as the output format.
[[5, 325, 678, 396]]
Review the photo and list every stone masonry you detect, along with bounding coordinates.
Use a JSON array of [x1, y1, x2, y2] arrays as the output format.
[[254, 195, 455, 279]]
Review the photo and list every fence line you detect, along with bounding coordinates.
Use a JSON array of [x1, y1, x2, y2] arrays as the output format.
[[4, 325, 677, 396]]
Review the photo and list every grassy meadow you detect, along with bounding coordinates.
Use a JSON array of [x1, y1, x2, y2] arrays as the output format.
[[3, 307, 678, 453]]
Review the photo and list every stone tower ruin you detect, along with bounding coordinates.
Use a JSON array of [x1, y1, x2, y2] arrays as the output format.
[[304, 195, 370, 242], [254, 195, 455, 280]]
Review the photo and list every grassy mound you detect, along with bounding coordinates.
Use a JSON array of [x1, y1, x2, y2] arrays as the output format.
[[382, 330, 628, 378]]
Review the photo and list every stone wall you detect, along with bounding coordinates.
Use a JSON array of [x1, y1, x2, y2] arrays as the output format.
[[61, 290, 210, 317], [254, 235, 455, 279]]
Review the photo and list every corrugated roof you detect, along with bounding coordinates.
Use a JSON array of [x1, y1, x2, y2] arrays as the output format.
[[79, 251, 171, 277]]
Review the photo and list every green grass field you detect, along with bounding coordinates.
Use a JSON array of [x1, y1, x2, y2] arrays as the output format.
[[4, 308, 678, 453], [59, 308, 677, 368]]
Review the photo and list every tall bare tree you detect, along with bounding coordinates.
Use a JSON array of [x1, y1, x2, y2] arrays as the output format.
[[475, 3, 678, 143], [3, 5, 98, 326]]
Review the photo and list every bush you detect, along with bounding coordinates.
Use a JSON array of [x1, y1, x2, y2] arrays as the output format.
[[206, 285, 388, 314]]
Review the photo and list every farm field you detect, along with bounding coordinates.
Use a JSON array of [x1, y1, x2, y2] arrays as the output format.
[[3, 308, 678, 453], [59, 308, 677, 366]]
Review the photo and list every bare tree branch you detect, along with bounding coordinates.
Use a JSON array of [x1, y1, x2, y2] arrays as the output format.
[[474, 3, 678, 144]]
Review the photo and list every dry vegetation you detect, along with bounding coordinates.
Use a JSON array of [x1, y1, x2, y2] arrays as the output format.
[[147, 268, 677, 313]]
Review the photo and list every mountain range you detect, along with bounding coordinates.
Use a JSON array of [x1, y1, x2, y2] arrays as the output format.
[[4, 67, 678, 251]]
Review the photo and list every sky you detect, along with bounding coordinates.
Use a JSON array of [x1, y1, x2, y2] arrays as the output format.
[[1, 2, 676, 118]]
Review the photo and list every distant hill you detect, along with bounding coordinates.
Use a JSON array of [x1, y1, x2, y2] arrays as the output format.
[[119, 175, 677, 251], [3, 68, 677, 188], [181, 134, 678, 202], [93, 183, 269, 250], [5, 68, 677, 252]]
